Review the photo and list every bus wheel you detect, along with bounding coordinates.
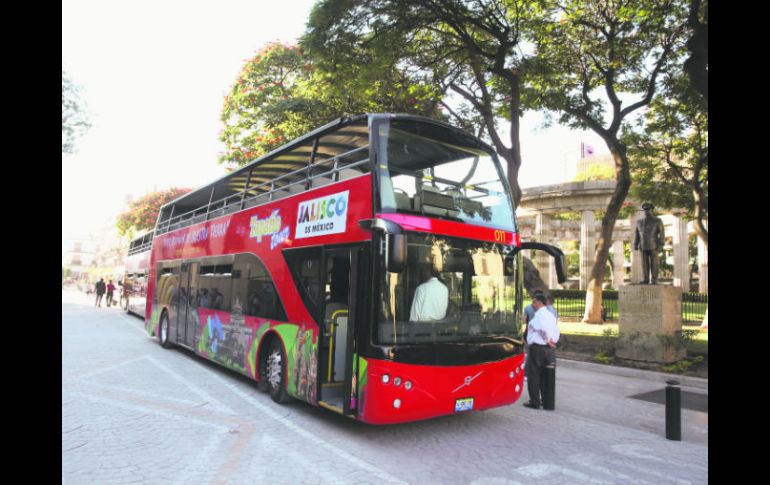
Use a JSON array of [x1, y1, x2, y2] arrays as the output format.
[[266, 340, 291, 404], [159, 312, 172, 349]]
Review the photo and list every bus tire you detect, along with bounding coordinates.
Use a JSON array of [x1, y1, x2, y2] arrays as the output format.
[[159, 311, 172, 349], [256, 339, 270, 392], [266, 339, 291, 404]]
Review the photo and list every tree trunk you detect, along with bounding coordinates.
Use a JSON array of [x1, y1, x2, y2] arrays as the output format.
[[582, 145, 631, 323], [522, 256, 549, 297], [691, 183, 708, 249]]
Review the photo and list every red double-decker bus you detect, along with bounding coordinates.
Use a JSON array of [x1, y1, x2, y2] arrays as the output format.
[[123, 233, 152, 316], [144, 114, 565, 424]]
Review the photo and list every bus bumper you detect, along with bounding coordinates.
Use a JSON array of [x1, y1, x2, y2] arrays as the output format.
[[358, 354, 526, 425]]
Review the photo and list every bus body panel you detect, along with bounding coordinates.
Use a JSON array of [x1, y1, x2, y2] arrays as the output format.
[[145, 174, 373, 403], [377, 213, 520, 247], [133, 114, 544, 424], [357, 354, 526, 425], [124, 249, 150, 316]]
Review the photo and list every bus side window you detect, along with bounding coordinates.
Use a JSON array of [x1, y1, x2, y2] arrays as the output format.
[[284, 248, 323, 325], [242, 254, 287, 322]]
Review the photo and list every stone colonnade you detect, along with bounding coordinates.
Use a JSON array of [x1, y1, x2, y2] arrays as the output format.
[[518, 181, 708, 293]]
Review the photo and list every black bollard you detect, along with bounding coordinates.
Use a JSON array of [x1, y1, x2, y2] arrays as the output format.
[[665, 380, 681, 441], [543, 364, 556, 410]]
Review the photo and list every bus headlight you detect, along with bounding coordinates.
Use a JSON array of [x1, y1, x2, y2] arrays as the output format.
[[404, 381, 413, 390], [393, 377, 402, 387], [382, 374, 390, 384], [393, 399, 401, 409]]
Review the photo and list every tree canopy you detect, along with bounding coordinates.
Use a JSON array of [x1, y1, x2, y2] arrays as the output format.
[[627, 69, 707, 246], [528, 0, 688, 322], [116, 187, 192, 237], [303, 0, 545, 206], [217, 0, 703, 307], [219, 41, 442, 168], [62, 69, 91, 155]]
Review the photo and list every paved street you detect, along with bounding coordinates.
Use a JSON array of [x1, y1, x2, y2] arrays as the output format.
[[63, 288, 707, 484]]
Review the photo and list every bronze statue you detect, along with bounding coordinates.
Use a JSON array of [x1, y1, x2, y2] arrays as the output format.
[[634, 202, 665, 284]]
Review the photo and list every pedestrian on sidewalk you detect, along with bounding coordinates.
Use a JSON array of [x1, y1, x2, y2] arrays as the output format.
[[523, 290, 545, 382], [95, 278, 106, 307], [523, 294, 559, 409], [545, 295, 560, 374], [106, 280, 116, 307]]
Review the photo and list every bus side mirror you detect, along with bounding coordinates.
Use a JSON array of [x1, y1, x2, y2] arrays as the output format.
[[516, 242, 568, 284], [387, 233, 406, 273], [359, 218, 406, 273]]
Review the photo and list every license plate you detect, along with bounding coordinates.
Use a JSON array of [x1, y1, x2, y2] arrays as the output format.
[[455, 397, 474, 412]]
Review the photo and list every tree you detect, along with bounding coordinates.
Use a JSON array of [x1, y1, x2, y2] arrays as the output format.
[[627, 73, 708, 248], [530, 0, 688, 322], [303, 0, 557, 298], [62, 69, 91, 155], [683, 0, 707, 104], [303, 0, 550, 207], [116, 187, 192, 237], [219, 41, 442, 168]]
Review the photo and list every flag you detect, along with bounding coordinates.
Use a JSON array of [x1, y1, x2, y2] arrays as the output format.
[[581, 142, 595, 158]]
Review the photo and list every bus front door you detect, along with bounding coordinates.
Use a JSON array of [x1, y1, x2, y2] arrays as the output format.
[[318, 246, 361, 416], [177, 262, 199, 348]]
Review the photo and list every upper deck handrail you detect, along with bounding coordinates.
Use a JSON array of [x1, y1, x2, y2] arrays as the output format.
[[154, 145, 371, 236]]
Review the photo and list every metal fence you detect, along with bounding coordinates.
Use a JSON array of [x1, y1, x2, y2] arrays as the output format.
[[532, 289, 707, 323], [682, 292, 708, 323]]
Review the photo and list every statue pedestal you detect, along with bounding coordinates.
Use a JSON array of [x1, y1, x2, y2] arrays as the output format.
[[616, 285, 686, 364]]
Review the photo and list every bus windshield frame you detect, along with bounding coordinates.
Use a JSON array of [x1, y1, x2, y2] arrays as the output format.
[[374, 117, 516, 233], [374, 232, 522, 349]]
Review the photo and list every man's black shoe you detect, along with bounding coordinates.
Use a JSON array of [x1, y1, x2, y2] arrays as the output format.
[[523, 401, 540, 409]]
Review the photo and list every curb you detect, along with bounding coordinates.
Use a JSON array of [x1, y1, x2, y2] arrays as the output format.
[[558, 357, 708, 391]]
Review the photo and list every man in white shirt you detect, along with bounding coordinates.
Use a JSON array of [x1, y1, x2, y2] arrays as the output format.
[[523, 294, 559, 409], [409, 266, 448, 321]]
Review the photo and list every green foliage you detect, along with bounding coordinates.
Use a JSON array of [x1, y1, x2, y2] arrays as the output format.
[[661, 355, 704, 374], [528, 0, 688, 133], [626, 72, 708, 224], [116, 187, 192, 236], [62, 69, 91, 155], [574, 163, 615, 182], [526, 0, 689, 320], [302, 0, 554, 205], [551, 211, 581, 221], [219, 41, 443, 168], [594, 352, 614, 365], [594, 328, 617, 363]]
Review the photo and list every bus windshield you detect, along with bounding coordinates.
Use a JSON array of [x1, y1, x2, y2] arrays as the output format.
[[378, 119, 515, 232], [376, 233, 520, 345]]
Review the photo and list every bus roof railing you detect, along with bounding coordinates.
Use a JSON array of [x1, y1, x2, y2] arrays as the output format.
[[154, 143, 371, 236], [151, 113, 500, 238], [127, 232, 154, 256]]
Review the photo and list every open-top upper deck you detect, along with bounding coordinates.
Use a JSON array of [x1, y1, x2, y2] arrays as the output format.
[[128, 232, 154, 256], [154, 114, 516, 240], [155, 115, 371, 236]]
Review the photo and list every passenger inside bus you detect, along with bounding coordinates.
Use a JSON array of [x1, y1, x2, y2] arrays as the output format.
[[409, 265, 448, 321], [248, 291, 261, 316], [198, 288, 210, 308], [210, 288, 224, 310]]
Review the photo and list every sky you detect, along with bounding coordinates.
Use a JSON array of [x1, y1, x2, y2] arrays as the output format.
[[62, 0, 608, 243]]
